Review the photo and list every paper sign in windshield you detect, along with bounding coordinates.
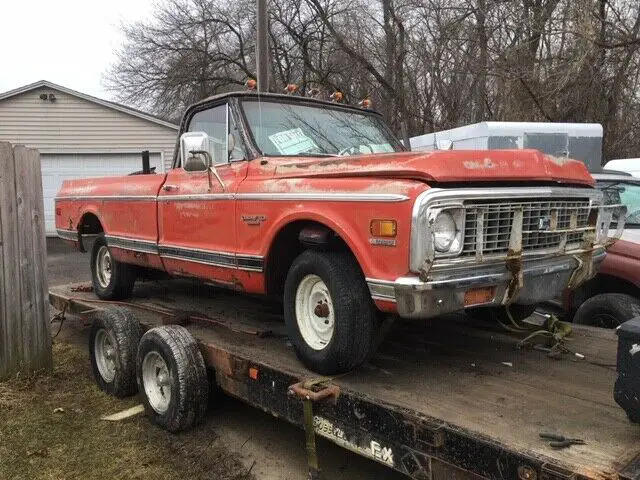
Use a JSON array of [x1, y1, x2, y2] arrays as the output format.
[[269, 128, 319, 155]]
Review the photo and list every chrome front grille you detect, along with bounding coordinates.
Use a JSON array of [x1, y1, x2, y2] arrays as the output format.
[[462, 199, 592, 257]]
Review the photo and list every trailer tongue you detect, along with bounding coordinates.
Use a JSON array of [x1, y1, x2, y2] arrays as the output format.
[[49, 281, 640, 480]]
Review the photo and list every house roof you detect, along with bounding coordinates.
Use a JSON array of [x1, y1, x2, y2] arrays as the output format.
[[0, 80, 179, 130]]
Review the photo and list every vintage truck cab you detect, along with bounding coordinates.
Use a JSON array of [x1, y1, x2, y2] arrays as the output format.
[[55, 92, 624, 374]]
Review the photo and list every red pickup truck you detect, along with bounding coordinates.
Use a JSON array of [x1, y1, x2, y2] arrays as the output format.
[[55, 92, 623, 374]]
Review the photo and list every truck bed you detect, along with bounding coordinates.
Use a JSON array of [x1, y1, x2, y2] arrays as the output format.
[[49, 280, 640, 479]]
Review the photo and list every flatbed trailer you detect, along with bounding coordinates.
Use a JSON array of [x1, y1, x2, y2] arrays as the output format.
[[49, 280, 640, 480]]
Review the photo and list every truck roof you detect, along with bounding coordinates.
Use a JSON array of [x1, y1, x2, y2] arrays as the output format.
[[184, 90, 382, 119]]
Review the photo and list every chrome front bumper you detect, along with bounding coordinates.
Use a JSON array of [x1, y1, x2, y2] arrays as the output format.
[[368, 249, 606, 319]]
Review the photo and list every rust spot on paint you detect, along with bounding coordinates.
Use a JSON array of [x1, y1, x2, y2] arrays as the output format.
[[463, 158, 495, 170]]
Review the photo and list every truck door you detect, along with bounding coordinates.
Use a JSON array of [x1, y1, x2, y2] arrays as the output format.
[[157, 101, 248, 287]]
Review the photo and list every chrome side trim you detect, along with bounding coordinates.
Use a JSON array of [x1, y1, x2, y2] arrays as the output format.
[[55, 195, 157, 202], [56, 228, 78, 241], [56, 192, 409, 203], [105, 235, 159, 254], [236, 192, 409, 202], [158, 244, 264, 272], [158, 193, 236, 201], [102, 234, 264, 272]]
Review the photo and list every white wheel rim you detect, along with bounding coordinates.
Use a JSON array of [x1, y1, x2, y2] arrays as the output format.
[[96, 245, 112, 288], [142, 351, 172, 414], [95, 328, 117, 383], [295, 274, 335, 351]]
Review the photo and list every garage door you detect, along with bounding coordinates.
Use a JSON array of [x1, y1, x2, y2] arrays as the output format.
[[42, 152, 163, 235]]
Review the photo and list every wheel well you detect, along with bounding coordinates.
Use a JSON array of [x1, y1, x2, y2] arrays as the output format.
[[264, 220, 355, 297], [570, 274, 640, 311], [77, 213, 103, 252]]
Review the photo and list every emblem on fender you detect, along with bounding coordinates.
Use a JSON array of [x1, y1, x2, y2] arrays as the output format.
[[242, 215, 267, 226]]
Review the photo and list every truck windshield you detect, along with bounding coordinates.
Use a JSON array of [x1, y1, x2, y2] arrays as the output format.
[[599, 180, 640, 228], [241, 99, 404, 157]]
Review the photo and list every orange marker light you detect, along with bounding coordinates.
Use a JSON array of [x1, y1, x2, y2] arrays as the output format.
[[464, 286, 496, 306], [248, 367, 259, 380], [370, 220, 397, 237]]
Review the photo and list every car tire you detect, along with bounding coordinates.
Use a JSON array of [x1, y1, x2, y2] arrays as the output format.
[[136, 325, 209, 432], [573, 293, 640, 328], [91, 233, 137, 300], [89, 306, 143, 398], [284, 250, 377, 375]]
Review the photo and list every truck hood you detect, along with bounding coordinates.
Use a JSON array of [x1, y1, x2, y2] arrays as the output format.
[[273, 149, 595, 186]]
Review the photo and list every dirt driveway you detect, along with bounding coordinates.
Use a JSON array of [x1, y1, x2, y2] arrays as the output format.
[[42, 238, 406, 480]]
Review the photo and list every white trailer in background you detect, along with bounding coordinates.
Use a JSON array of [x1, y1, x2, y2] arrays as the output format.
[[604, 158, 640, 177], [410, 121, 604, 172]]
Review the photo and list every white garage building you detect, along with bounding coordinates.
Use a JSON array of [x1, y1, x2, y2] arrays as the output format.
[[0, 80, 179, 235]]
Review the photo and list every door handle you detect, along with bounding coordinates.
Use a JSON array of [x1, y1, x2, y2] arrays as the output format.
[[163, 185, 179, 191]]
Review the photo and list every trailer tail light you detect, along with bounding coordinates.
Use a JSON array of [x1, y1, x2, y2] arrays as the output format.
[[370, 220, 397, 237], [464, 286, 496, 306], [248, 367, 259, 380]]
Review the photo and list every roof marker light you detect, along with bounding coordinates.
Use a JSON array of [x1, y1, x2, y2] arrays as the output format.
[[284, 84, 299, 94], [330, 91, 344, 102], [359, 98, 373, 109]]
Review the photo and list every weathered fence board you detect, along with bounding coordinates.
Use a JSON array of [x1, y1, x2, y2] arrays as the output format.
[[0, 142, 52, 380]]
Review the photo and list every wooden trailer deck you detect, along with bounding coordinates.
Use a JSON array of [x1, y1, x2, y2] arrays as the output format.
[[49, 280, 640, 480]]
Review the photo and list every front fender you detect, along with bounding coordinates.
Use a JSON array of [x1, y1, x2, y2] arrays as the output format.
[[235, 197, 417, 281]]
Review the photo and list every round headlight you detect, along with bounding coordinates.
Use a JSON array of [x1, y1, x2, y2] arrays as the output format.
[[433, 211, 457, 252]]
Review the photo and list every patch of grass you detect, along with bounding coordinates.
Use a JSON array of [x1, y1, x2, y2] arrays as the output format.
[[0, 341, 253, 480]]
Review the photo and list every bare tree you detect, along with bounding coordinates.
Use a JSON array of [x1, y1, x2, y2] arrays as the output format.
[[107, 0, 640, 161]]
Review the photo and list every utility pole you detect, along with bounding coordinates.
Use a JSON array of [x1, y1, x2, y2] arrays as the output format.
[[256, 0, 269, 92]]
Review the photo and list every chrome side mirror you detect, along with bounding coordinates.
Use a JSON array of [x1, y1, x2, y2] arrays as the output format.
[[180, 132, 213, 172]]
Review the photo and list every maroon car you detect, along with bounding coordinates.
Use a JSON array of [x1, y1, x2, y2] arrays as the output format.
[[566, 172, 640, 327]]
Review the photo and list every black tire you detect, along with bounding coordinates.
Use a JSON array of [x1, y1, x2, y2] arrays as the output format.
[[467, 304, 537, 325], [136, 325, 209, 432], [283, 250, 377, 375], [89, 306, 142, 398], [91, 233, 137, 300], [573, 293, 640, 328]]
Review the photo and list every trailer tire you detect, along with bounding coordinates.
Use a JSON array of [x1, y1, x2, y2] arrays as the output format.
[[91, 233, 136, 300], [573, 293, 640, 329], [284, 250, 376, 374], [136, 325, 209, 432], [89, 306, 142, 398]]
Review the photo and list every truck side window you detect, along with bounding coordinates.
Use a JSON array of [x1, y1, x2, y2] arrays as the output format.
[[188, 104, 227, 165]]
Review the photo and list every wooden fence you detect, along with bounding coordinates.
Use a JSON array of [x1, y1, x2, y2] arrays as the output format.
[[0, 142, 52, 380]]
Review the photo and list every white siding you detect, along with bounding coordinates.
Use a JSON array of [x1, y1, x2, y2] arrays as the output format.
[[0, 87, 178, 170]]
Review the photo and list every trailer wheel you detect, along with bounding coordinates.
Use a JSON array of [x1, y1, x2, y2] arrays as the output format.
[[91, 233, 136, 300], [284, 250, 376, 374], [136, 325, 209, 432], [573, 293, 640, 328], [89, 306, 142, 398]]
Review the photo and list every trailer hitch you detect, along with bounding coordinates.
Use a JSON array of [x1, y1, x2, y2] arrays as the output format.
[[289, 380, 341, 480]]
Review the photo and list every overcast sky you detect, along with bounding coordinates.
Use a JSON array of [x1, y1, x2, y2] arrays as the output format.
[[0, 0, 155, 101]]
